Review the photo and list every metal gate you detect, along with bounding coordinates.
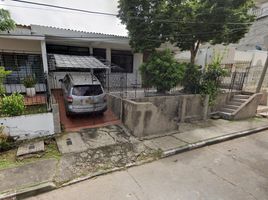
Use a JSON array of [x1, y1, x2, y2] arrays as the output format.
[[220, 62, 251, 91]]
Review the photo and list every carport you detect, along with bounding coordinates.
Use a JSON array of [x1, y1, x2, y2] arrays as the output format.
[[48, 54, 120, 132]]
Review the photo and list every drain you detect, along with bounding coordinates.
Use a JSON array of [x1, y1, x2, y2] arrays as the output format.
[[66, 138, 72, 145]]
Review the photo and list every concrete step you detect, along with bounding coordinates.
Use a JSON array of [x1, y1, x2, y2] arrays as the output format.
[[229, 101, 244, 106], [225, 104, 240, 110], [232, 98, 247, 104], [234, 95, 251, 99], [218, 112, 233, 120], [221, 108, 236, 114]]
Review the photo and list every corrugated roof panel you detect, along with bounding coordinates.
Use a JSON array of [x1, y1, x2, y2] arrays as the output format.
[[52, 54, 109, 70]]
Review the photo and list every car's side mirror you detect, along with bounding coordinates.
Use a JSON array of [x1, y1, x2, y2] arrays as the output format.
[[59, 79, 63, 83]]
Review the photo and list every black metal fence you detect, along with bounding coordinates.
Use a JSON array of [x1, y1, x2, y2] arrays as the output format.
[[220, 62, 251, 91]]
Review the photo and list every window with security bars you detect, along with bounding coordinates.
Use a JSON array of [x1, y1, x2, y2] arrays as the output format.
[[0, 53, 44, 84], [111, 50, 133, 73]]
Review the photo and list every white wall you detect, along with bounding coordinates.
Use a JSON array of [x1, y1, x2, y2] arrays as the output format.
[[0, 113, 54, 140], [0, 38, 42, 53]]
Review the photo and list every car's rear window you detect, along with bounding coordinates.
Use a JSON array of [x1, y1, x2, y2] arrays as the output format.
[[72, 85, 103, 96]]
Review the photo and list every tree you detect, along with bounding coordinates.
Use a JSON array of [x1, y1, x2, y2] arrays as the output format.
[[140, 49, 185, 93], [118, 0, 255, 64], [0, 9, 15, 31]]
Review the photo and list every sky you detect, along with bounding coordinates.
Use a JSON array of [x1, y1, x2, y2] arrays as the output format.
[[0, 0, 128, 36]]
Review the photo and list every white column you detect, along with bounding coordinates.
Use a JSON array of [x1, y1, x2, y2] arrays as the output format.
[[106, 48, 111, 62], [89, 47, 93, 55], [133, 53, 143, 85], [41, 40, 48, 73]]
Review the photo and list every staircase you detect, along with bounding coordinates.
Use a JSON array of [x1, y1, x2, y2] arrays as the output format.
[[219, 94, 253, 120]]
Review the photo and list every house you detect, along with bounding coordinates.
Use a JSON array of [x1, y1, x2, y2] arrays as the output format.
[[0, 24, 143, 99]]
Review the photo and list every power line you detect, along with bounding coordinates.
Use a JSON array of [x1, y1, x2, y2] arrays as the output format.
[[4, 0, 254, 25], [8, 0, 118, 16], [0, 3, 94, 15]]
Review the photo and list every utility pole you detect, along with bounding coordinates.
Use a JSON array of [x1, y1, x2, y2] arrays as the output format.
[[256, 53, 268, 93]]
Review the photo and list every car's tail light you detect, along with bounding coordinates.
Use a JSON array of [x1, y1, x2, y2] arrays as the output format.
[[67, 96, 73, 103]]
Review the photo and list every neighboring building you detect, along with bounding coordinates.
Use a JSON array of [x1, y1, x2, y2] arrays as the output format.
[[0, 24, 143, 94], [236, 1, 268, 51]]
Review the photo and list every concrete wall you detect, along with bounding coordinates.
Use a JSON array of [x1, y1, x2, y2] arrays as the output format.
[[0, 38, 41, 53], [233, 93, 263, 120], [107, 94, 122, 119], [123, 94, 209, 138], [52, 103, 61, 133], [122, 99, 178, 138], [0, 113, 55, 140]]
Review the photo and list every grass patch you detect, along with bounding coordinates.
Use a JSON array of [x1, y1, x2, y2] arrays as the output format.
[[24, 105, 48, 115], [0, 140, 61, 170]]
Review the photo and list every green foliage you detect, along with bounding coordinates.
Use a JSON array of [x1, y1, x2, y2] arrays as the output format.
[[1, 93, 25, 116], [0, 67, 12, 96], [118, 0, 255, 62], [0, 9, 15, 31], [182, 63, 202, 94], [22, 75, 37, 88], [200, 57, 228, 105], [140, 49, 185, 93], [182, 55, 227, 105]]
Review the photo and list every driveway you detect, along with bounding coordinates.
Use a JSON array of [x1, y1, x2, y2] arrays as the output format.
[[52, 89, 120, 132], [27, 130, 268, 200]]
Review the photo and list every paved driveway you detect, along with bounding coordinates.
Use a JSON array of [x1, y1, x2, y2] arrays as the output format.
[[27, 130, 268, 200], [52, 89, 120, 132]]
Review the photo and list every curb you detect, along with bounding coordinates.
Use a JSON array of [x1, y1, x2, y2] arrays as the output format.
[[163, 125, 268, 157], [2, 125, 268, 199], [0, 182, 56, 200]]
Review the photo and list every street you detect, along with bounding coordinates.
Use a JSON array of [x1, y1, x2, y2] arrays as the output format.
[[27, 130, 268, 200]]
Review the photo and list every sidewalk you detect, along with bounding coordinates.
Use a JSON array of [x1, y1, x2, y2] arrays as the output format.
[[144, 118, 268, 156], [1, 117, 268, 199]]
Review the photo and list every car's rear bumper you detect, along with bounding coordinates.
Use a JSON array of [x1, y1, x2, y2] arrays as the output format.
[[67, 104, 107, 115]]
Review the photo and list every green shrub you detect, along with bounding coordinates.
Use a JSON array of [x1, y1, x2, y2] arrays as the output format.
[[22, 75, 37, 88], [200, 58, 227, 105], [182, 63, 202, 94], [1, 93, 25, 116], [181, 57, 227, 105], [140, 49, 185, 93], [0, 67, 12, 96]]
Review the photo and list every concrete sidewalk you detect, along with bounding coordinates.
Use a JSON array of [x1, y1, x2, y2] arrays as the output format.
[[144, 118, 268, 156], [1, 118, 268, 199]]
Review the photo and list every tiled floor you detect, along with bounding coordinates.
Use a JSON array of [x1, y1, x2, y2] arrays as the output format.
[[52, 89, 120, 132]]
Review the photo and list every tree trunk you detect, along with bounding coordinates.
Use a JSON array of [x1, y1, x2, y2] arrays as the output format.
[[190, 40, 200, 64], [190, 49, 195, 64]]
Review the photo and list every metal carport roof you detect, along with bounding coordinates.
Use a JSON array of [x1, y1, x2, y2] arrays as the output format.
[[48, 54, 109, 71]]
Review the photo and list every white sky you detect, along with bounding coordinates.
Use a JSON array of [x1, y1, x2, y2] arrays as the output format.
[[0, 0, 128, 36]]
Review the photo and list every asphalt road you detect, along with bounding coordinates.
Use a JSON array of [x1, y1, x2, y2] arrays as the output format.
[[27, 130, 268, 200]]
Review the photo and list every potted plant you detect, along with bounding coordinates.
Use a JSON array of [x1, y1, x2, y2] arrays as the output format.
[[22, 75, 37, 97]]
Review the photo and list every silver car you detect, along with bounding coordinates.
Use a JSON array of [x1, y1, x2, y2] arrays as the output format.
[[60, 73, 107, 116]]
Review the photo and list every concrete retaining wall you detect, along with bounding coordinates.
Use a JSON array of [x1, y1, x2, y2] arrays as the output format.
[[107, 94, 122, 119], [0, 113, 55, 140], [123, 94, 209, 138], [122, 99, 178, 138]]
